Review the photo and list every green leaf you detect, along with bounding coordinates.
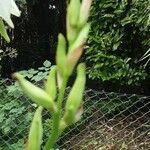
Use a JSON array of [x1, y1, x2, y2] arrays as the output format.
[[43, 60, 51, 68], [0, 19, 10, 42]]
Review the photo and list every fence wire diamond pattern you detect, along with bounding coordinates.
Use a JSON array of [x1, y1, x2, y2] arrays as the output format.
[[0, 79, 150, 150]]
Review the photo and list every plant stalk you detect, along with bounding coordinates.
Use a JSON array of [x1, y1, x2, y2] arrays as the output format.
[[44, 78, 67, 150]]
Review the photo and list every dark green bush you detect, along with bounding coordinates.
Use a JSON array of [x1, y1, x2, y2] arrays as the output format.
[[86, 0, 150, 85]]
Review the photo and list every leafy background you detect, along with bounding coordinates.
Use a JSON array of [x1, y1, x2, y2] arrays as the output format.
[[86, 0, 150, 85]]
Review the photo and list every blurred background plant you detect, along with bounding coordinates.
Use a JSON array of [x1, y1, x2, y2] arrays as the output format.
[[0, 60, 52, 149], [86, 0, 150, 85]]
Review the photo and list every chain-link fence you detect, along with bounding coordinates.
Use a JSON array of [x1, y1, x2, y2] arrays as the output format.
[[0, 79, 150, 150]]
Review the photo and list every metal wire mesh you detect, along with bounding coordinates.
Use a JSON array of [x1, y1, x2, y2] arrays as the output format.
[[0, 79, 150, 150]]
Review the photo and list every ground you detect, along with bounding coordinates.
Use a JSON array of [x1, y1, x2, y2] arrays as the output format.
[[59, 110, 150, 150]]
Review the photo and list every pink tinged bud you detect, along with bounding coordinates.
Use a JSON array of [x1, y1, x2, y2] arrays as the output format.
[[57, 70, 63, 90], [69, 23, 90, 53], [67, 43, 84, 76], [66, 24, 90, 75], [78, 0, 93, 27], [74, 106, 83, 123]]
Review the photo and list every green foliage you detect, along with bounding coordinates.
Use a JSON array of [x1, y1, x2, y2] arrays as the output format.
[[86, 0, 150, 85], [0, 139, 24, 150], [20, 60, 51, 82], [0, 60, 52, 149], [0, 81, 33, 149]]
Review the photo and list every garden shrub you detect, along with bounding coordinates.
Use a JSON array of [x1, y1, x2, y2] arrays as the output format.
[[0, 80, 33, 149], [86, 0, 150, 85], [0, 60, 52, 149]]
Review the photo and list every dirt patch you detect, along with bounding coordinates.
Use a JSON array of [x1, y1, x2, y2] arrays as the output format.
[[59, 111, 150, 150]]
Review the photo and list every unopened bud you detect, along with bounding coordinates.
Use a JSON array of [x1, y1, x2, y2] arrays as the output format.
[[12, 73, 56, 112], [78, 0, 92, 27], [63, 105, 75, 125], [67, 22, 78, 46], [63, 105, 83, 126], [67, 43, 84, 76], [45, 66, 57, 100], [69, 23, 90, 53], [63, 63, 86, 125], [57, 71, 63, 90], [56, 34, 67, 77], [67, 0, 81, 27], [28, 106, 43, 150], [66, 24, 90, 75]]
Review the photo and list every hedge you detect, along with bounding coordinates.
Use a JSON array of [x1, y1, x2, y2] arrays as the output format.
[[86, 0, 150, 85]]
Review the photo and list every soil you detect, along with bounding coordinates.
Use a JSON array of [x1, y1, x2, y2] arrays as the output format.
[[58, 110, 150, 150]]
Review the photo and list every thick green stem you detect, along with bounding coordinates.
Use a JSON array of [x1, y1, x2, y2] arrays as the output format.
[[44, 78, 67, 150]]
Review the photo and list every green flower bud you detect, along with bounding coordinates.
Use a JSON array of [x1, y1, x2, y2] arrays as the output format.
[[63, 63, 86, 125], [69, 23, 90, 53], [0, 18, 10, 42], [56, 33, 67, 77], [60, 106, 83, 128], [63, 105, 75, 125], [28, 106, 43, 150], [67, 0, 81, 45], [12, 73, 56, 112], [45, 66, 57, 100], [78, 0, 92, 27], [66, 24, 90, 75], [67, 22, 78, 46], [68, 0, 81, 27]]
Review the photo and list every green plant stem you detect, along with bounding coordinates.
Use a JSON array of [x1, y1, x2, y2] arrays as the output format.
[[44, 77, 67, 150]]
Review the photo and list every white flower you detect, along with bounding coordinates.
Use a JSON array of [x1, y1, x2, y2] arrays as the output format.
[[0, 0, 21, 28]]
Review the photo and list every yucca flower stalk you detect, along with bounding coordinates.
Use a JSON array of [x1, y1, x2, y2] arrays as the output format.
[[12, 0, 93, 149]]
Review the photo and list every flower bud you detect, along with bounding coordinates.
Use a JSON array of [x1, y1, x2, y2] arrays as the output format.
[[69, 23, 90, 53], [56, 33, 67, 77], [12, 73, 56, 112], [57, 70, 64, 90], [78, 0, 92, 27], [66, 24, 90, 75], [63, 63, 86, 125], [63, 105, 75, 125], [74, 106, 83, 123], [28, 106, 43, 150], [67, 22, 78, 46], [67, 43, 84, 76], [67, 0, 81, 27], [62, 105, 83, 126], [45, 66, 57, 100]]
